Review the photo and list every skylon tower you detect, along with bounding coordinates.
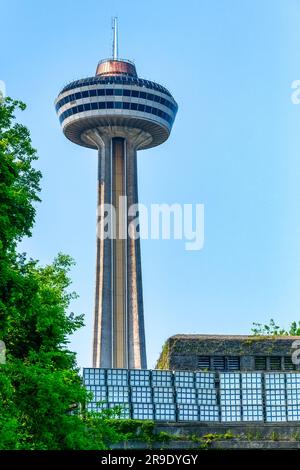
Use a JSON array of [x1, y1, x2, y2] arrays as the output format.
[[55, 19, 178, 368]]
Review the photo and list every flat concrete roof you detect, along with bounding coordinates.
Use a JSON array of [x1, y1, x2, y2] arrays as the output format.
[[170, 334, 300, 341]]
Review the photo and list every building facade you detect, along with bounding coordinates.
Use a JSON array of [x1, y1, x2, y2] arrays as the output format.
[[156, 335, 300, 372], [83, 367, 300, 423]]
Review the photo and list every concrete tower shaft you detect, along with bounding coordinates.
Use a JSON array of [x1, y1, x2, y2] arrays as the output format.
[[84, 127, 149, 369]]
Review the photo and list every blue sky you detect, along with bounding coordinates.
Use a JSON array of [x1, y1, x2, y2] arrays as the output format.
[[2, 0, 300, 369]]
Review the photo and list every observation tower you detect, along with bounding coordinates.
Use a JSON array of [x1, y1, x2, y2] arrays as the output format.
[[55, 19, 178, 369]]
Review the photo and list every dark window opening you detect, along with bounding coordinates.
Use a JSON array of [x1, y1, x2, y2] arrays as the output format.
[[212, 356, 225, 371], [270, 356, 282, 371], [255, 356, 267, 370], [198, 356, 210, 370], [227, 357, 240, 370], [284, 357, 295, 371]]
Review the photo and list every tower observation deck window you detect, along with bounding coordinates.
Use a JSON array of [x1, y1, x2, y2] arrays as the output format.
[[59, 100, 174, 126]]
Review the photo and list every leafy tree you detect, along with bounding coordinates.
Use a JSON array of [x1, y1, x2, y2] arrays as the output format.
[[251, 318, 300, 336], [0, 98, 123, 449]]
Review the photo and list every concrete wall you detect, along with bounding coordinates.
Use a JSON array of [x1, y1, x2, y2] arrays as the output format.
[[157, 335, 300, 371]]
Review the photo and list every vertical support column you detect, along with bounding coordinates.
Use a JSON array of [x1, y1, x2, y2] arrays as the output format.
[[126, 141, 147, 369], [89, 129, 147, 370], [92, 133, 113, 368], [112, 138, 128, 368]]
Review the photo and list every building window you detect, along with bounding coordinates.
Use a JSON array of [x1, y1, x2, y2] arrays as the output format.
[[255, 356, 267, 370], [284, 357, 295, 371], [227, 357, 240, 370], [198, 356, 240, 371], [212, 356, 225, 371], [269, 357, 282, 371], [198, 356, 210, 370]]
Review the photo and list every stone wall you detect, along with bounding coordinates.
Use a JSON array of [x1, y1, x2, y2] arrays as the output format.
[[156, 334, 300, 371], [112, 422, 300, 449]]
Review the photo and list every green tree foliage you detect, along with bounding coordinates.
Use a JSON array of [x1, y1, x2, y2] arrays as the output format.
[[0, 98, 123, 449], [251, 318, 300, 336]]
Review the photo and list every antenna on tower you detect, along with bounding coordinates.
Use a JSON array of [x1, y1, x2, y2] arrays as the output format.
[[112, 17, 118, 60]]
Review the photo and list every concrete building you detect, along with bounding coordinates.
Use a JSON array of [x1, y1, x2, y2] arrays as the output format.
[[55, 19, 178, 369], [156, 334, 300, 371]]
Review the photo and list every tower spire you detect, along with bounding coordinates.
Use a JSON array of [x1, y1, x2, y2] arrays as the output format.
[[112, 17, 118, 59]]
